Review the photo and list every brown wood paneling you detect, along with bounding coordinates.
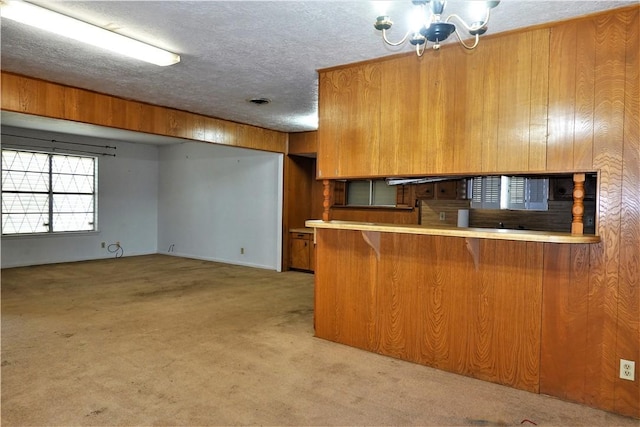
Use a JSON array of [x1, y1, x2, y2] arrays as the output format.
[[1, 71, 287, 153], [540, 244, 590, 402], [375, 233, 420, 361], [418, 49, 457, 174], [314, 229, 378, 349], [547, 23, 578, 170], [288, 131, 317, 155], [584, 9, 627, 413], [379, 55, 421, 176], [452, 48, 484, 173], [615, 6, 640, 417], [317, 71, 342, 178], [330, 207, 418, 225], [313, 6, 640, 418], [480, 38, 501, 173], [341, 64, 382, 177], [315, 229, 543, 392], [539, 7, 639, 418], [528, 29, 550, 171], [496, 31, 533, 172], [574, 19, 596, 170], [316, 64, 381, 178]]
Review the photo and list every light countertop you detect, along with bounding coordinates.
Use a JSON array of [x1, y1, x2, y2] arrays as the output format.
[[305, 220, 600, 244]]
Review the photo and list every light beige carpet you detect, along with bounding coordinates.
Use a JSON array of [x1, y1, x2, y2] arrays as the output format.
[[1, 254, 636, 426]]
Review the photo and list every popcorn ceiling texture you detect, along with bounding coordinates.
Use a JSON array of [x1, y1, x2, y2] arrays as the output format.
[[0, 1, 633, 133]]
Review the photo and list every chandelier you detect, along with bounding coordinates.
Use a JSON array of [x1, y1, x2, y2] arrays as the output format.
[[374, 1, 500, 56]]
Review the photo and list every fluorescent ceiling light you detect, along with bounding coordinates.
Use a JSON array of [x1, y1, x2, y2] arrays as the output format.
[[0, 0, 180, 66]]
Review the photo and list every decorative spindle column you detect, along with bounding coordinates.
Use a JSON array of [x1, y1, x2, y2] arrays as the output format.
[[571, 173, 585, 234], [322, 179, 332, 222]]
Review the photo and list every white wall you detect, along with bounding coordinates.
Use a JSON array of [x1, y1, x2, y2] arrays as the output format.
[[1, 127, 159, 268], [157, 142, 282, 271]]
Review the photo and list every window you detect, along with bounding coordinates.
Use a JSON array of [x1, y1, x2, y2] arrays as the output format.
[[1, 149, 97, 235], [347, 179, 396, 207], [471, 176, 548, 211]]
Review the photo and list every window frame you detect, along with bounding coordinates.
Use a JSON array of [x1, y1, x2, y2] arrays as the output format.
[[346, 179, 396, 207], [1, 148, 98, 236], [471, 175, 549, 211]]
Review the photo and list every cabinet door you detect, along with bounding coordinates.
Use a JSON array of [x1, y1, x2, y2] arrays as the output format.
[[290, 237, 310, 270], [379, 55, 421, 176], [317, 64, 381, 178]]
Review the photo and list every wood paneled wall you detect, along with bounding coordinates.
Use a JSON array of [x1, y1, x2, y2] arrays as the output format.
[[541, 8, 639, 418], [315, 229, 543, 392], [330, 207, 418, 225], [288, 131, 317, 155], [315, 6, 639, 418], [0, 72, 287, 153]]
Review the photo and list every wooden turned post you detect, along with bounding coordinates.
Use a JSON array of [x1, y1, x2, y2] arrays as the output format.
[[571, 173, 585, 234], [322, 179, 332, 222]]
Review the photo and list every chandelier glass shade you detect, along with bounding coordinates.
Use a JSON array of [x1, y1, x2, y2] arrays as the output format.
[[374, 0, 500, 56]]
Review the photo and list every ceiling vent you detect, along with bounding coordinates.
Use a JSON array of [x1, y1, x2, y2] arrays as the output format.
[[248, 98, 271, 106]]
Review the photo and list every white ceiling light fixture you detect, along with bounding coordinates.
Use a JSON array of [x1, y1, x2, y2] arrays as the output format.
[[0, 0, 180, 66], [374, 0, 500, 56]]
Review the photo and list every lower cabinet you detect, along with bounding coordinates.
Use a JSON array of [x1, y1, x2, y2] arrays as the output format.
[[289, 231, 314, 272]]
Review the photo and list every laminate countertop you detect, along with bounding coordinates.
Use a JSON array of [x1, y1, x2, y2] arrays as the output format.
[[289, 227, 314, 234], [305, 220, 600, 244]]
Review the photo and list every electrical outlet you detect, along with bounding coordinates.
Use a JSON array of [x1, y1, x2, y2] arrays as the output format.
[[620, 359, 635, 381], [439, 212, 446, 221], [116, 241, 120, 247], [101, 242, 106, 248], [240, 247, 245, 255]]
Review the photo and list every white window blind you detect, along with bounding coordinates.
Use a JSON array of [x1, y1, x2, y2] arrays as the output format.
[[471, 176, 501, 209], [526, 178, 549, 210], [471, 176, 548, 211]]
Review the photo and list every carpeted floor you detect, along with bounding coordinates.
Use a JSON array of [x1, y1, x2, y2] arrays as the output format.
[[1, 254, 636, 426]]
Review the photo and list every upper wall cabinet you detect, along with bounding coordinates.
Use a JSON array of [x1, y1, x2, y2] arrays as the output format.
[[318, 64, 382, 178], [317, 28, 550, 179]]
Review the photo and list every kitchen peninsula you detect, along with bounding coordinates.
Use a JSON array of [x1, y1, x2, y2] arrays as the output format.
[[309, 4, 639, 419]]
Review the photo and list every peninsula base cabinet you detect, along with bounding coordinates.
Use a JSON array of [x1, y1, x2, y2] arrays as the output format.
[[289, 232, 314, 272], [314, 228, 542, 393], [312, 227, 638, 418]]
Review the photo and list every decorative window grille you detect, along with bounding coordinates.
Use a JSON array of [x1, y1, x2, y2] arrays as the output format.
[[1, 149, 97, 234]]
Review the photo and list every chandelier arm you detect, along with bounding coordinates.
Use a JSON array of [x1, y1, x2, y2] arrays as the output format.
[[381, 29, 411, 46], [445, 8, 492, 33], [452, 29, 480, 50]]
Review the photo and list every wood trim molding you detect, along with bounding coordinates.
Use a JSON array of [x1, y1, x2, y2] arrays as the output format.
[[0, 71, 287, 153]]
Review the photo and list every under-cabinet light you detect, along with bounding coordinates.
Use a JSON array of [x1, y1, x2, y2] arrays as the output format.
[[0, 0, 180, 66]]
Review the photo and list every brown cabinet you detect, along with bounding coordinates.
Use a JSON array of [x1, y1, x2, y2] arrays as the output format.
[[317, 29, 550, 178], [415, 181, 463, 200], [289, 231, 314, 272]]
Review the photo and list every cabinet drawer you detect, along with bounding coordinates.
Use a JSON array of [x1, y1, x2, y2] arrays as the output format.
[[435, 181, 459, 200]]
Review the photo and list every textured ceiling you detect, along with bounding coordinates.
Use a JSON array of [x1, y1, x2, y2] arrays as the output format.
[[1, 1, 636, 135]]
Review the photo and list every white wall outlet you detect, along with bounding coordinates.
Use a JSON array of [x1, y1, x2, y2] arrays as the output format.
[[439, 212, 446, 221], [620, 359, 635, 381], [240, 247, 245, 255], [101, 242, 106, 248]]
